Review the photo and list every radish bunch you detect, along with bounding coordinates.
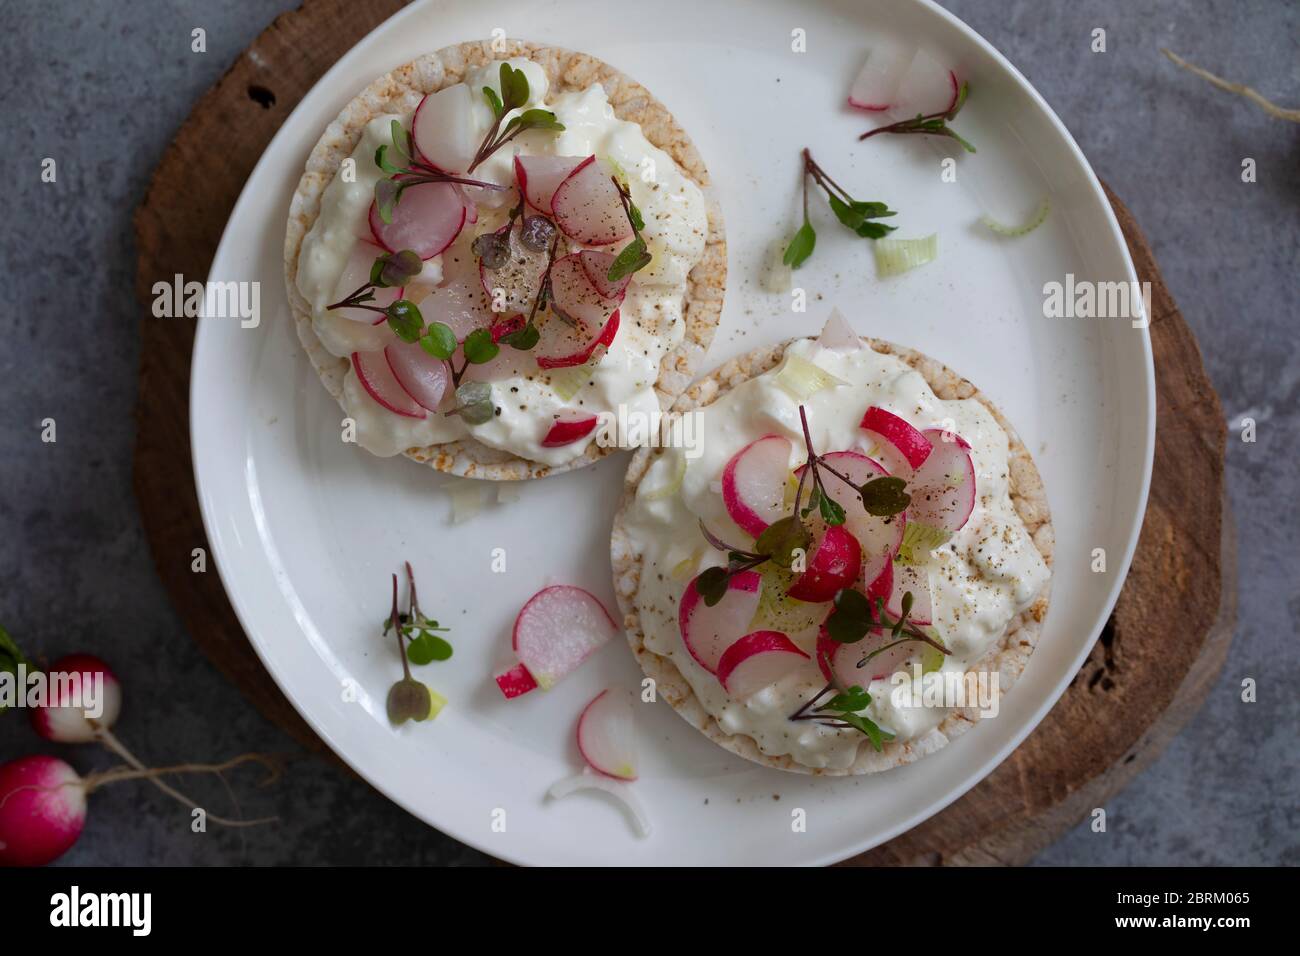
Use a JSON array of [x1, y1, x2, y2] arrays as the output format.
[[0, 653, 275, 866]]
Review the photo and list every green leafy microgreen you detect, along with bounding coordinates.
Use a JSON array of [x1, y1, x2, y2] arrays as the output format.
[[465, 64, 564, 173], [782, 219, 817, 269], [483, 85, 504, 119], [452, 381, 495, 425], [754, 516, 812, 569], [385, 299, 424, 342], [371, 117, 508, 223], [607, 179, 652, 283], [786, 676, 895, 751], [382, 563, 451, 726], [859, 476, 911, 517], [463, 328, 500, 364], [419, 322, 457, 360], [371, 249, 422, 288], [858, 81, 977, 153], [501, 321, 540, 351], [0, 625, 30, 714], [783, 149, 895, 269]]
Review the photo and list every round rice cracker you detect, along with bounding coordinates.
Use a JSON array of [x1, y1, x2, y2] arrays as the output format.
[[283, 39, 727, 480], [610, 337, 1055, 775]]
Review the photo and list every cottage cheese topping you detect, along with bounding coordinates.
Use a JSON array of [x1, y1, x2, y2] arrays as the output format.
[[295, 58, 708, 464], [622, 337, 1050, 770]]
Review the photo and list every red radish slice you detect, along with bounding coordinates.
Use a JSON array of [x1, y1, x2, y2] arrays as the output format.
[[886, 561, 932, 626], [578, 250, 631, 300], [512, 586, 618, 690], [494, 662, 538, 699], [352, 350, 426, 418], [816, 308, 861, 350], [489, 314, 525, 342], [679, 569, 762, 674], [865, 553, 894, 605], [542, 414, 598, 447], [722, 435, 793, 537], [479, 221, 549, 314], [551, 156, 632, 246], [907, 429, 977, 533], [855, 626, 919, 681], [515, 154, 587, 214], [860, 406, 932, 477], [419, 249, 495, 341], [577, 689, 638, 780], [369, 181, 466, 260], [534, 308, 620, 369], [717, 631, 809, 699], [818, 625, 912, 685], [795, 450, 904, 588], [384, 341, 450, 412], [549, 253, 621, 328], [332, 241, 403, 324], [412, 85, 479, 173], [848, 41, 915, 111], [786, 524, 863, 603], [893, 49, 959, 119]]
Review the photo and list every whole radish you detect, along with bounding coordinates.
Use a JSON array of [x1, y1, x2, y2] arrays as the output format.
[[29, 653, 122, 743], [0, 755, 87, 866]]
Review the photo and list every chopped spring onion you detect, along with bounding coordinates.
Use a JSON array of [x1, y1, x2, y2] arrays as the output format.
[[874, 234, 938, 277], [980, 197, 1050, 237], [548, 364, 593, 402], [640, 452, 686, 501], [774, 354, 848, 400], [447, 480, 488, 524], [548, 768, 652, 837], [896, 521, 952, 565]]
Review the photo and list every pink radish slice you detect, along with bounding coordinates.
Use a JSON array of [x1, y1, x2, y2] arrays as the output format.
[[865, 553, 894, 605], [892, 49, 959, 119], [679, 569, 763, 674], [549, 253, 621, 328], [886, 561, 932, 626], [512, 586, 618, 690], [722, 435, 793, 537], [542, 414, 598, 447], [479, 221, 549, 314], [29, 654, 123, 744], [816, 308, 861, 350], [534, 308, 619, 369], [0, 755, 86, 867], [332, 241, 403, 324], [551, 156, 632, 246], [860, 406, 932, 476], [490, 314, 525, 342], [419, 249, 495, 341], [384, 341, 450, 412], [412, 85, 479, 173], [515, 154, 587, 214], [352, 350, 426, 418], [577, 689, 638, 780], [368, 181, 466, 260], [818, 626, 911, 685], [786, 524, 863, 603], [455, 185, 479, 225], [795, 450, 904, 587], [717, 631, 809, 699], [494, 662, 538, 699], [578, 250, 631, 300], [847, 41, 915, 111], [907, 428, 976, 533]]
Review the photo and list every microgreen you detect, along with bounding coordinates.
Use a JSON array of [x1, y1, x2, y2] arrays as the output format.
[[857, 81, 976, 152], [0, 625, 30, 715], [787, 681, 894, 751], [326, 249, 428, 340], [382, 563, 452, 725], [373, 121, 507, 225], [783, 149, 897, 269], [607, 178, 652, 283], [468, 63, 565, 173]]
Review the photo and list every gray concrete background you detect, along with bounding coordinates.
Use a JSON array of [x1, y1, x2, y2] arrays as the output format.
[[0, 0, 1295, 866]]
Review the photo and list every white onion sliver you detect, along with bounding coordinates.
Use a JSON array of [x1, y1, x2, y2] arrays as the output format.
[[547, 769, 652, 838]]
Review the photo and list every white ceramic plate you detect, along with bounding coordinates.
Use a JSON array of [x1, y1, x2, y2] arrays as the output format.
[[192, 0, 1153, 865]]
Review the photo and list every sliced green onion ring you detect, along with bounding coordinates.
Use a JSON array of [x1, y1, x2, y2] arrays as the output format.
[[874, 234, 938, 277], [979, 197, 1050, 237]]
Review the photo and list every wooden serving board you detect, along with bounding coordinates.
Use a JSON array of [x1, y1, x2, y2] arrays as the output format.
[[132, 0, 1234, 865]]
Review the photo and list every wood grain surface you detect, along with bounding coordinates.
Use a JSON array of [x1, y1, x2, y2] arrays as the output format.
[[131, 0, 1233, 864]]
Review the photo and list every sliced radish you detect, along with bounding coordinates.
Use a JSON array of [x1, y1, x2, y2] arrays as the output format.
[[679, 569, 762, 674], [332, 241, 403, 324], [369, 181, 466, 260], [542, 414, 598, 447], [489, 314, 525, 342], [534, 308, 619, 369], [907, 429, 976, 533], [577, 689, 638, 780], [412, 85, 479, 173], [479, 220, 549, 314], [578, 250, 631, 300], [815, 308, 862, 350], [418, 248, 494, 341], [551, 156, 631, 246], [817, 625, 911, 685], [865, 553, 894, 605], [795, 450, 904, 589], [549, 253, 621, 328], [887, 561, 932, 626], [848, 41, 915, 111], [515, 154, 587, 215], [384, 341, 450, 412], [786, 524, 862, 603], [512, 586, 618, 690], [455, 185, 479, 225], [860, 406, 932, 477], [717, 631, 809, 699], [721, 435, 793, 537], [893, 49, 959, 119], [494, 662, 538, 699], [548, 769, 651, 837], [352, 350, 426, 418]]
